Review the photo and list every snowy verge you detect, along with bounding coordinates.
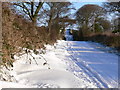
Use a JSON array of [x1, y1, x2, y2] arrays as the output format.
[[0, 40, 90, 88], [1, 40, 116, 88]]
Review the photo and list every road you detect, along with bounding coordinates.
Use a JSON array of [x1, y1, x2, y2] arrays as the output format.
[[66, 41, 118, 88]]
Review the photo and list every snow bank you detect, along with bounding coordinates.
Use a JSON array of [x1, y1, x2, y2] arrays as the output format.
[[0, 40, 89, 88]]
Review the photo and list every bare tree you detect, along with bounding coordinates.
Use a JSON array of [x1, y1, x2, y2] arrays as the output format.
[[103, 2, 120, 33], [103, 2, 120, 16], [41, 2, 75, 39], [47, 2, 73, 30], [14, 1, 44, 25]]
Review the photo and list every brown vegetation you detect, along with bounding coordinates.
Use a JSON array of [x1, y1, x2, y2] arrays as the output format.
[[85, 33, 120, 51], [2, 3, 60, 68], [72, 30, 120, 51]]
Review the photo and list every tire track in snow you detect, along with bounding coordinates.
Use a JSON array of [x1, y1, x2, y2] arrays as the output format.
[[66, 41, 109, 88]]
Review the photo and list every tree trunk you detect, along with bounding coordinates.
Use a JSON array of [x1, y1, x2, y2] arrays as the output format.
[[32, 18, 38, 35]]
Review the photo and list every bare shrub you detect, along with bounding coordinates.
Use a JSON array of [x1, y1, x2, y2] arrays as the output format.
[[2, 3, 57, 68]]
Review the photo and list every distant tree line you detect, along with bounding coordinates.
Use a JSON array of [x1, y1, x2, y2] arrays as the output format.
[[74, 1, 120, 41]]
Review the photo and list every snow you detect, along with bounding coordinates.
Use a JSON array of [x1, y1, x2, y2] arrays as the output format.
[[0, 40, 118, 89], [0, 81, 33, 89], [11, 40, 89, 88], [67, 41, 118, 88]]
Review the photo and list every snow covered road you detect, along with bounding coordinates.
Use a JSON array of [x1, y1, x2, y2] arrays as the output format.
[[0, 40, 118, 88], [66, 41, 118, 88]]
